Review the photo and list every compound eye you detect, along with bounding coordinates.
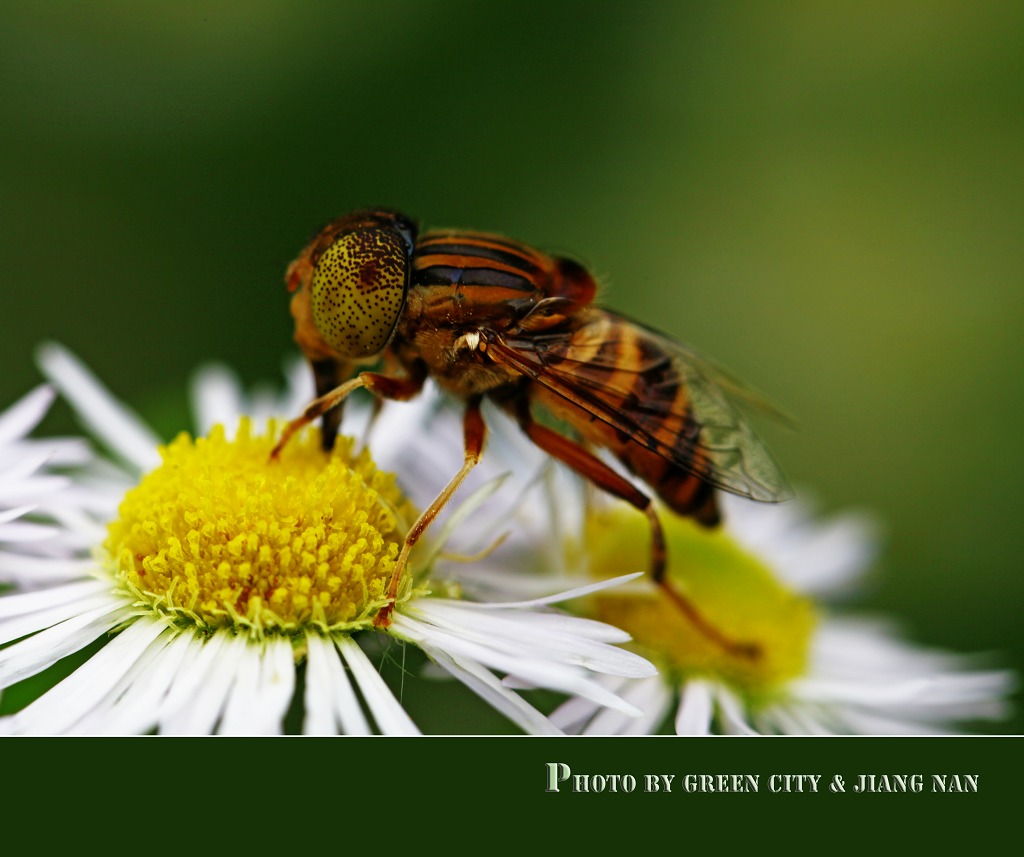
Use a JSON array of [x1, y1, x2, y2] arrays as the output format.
[[310, 227, 411, 358]]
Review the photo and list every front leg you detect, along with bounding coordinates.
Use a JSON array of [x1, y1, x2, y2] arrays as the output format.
[[271, 366, 426, 460], [374, 395, 486, 627]]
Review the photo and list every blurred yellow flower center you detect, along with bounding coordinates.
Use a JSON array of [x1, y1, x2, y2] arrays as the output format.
[[584, 507, 816, 698], [104, 419, 415, 634]]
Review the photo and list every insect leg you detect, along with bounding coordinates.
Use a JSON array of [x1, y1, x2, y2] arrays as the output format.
[[270, 368, 426, 459], [309, 358, 346, 451], [374, 395, 486, 627], [512, 400, 760, 660]]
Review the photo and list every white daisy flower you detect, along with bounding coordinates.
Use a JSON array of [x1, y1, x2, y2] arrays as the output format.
[[547, 493, 1015, 736], [0, 344, 655, 736]]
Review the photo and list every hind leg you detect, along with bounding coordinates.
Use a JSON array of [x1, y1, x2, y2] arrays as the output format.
[[510, 397, 760, 659]]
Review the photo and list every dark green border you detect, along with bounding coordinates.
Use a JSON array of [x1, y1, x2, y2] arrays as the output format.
[[4, 736, 1018, 846]]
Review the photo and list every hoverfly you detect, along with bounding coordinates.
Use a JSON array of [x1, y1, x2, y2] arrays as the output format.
[[274, 208, 792, 657]]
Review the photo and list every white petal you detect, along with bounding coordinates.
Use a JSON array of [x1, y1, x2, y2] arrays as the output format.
[[0, 600, 130, 690], [0, 552, 97, 586], [0, 587, 122, 645], [158, 630, 230, 734], [827, 707, 957, 736], [756, 704, 834, 736], [190, 364, 244, 437], [170, 632, 251, 735], [419, 642, 562, 735], [548, 688, 609, 733], [280, 356, 314, 416], [771, 515, 880, 595], [303, 632, 370, 735], [256, 637, 298, 731], [0, 616, 167, 735], [676, 679, 715, 736], [0, 506, 36, 526], [616, 677, 672, 735], [0, 521, 62, 543], [0, 578, 112, 619], [38, 504, 109, 546], [402, 600, 654, 679], [418, 471, 511, 568], [395, 613, 642, 718], [712, 685, 759, 736], [246, 384, 284, 428], [336, 635, 419, 735], [369, 389, 444, 466], [800, 670, 1014, 720], [216, 638, 268, 735], [36, 342, 162, 472], [218, 636, 296, 735], [0, 453, 65, 491], [0, 386, 54, 445], [722, 492, 880, 597], [13, 437, 94, 468], [72, 628, 193, 735], [584, 674, 670, 735], [0, 477, 71, 508], [302, 633, 344, 735], [451, 572, 646, 610]]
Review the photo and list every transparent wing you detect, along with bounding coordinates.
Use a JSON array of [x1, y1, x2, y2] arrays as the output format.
[[486, 309, 793, 502]]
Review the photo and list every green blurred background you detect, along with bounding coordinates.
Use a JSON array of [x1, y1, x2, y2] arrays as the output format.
[[1, 0, 1021, 732]]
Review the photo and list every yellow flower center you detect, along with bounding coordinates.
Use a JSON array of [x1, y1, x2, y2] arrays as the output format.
[[104, 419, 416, 635], [583, 507, 816, 698]]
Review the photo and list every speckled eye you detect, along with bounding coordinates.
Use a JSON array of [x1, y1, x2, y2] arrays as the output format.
[[310, 227, 411, 358]]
